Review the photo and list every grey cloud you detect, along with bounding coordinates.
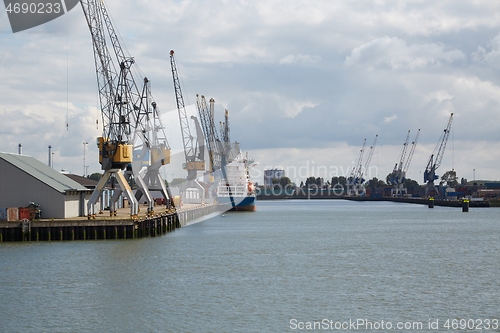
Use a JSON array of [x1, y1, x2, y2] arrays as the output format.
[[2, 0, 500, 179], [344, 37, 466, 70]]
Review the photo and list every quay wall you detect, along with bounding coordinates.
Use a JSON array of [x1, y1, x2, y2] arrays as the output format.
[[0, 204, 219, 242], [257, 191, 490, 207]]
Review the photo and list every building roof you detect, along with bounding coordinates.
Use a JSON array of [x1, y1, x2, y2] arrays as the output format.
[[0, 152, 88, 193], [65, 174, 99, 189]]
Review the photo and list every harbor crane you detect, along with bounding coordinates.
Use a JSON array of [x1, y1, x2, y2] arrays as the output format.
[[81, 0, 171, 217], [348, 135, 378, 196], [129, 79, 173, 215], [390, 129, 420, 197], [196, 95, 223, 174], [360, 134, 378, 185], [348, 138, 366, 196], [424, 113, 454, 197], [169, 50, 205, 200]]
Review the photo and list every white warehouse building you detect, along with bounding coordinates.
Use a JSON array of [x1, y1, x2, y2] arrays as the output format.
[[0, 152, 93, 219]]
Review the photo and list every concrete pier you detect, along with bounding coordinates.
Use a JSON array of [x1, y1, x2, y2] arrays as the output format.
[[0, 203, 219, 242]]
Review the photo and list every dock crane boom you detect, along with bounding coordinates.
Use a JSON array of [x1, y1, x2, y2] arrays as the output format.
[[424, 113, 454, 197]]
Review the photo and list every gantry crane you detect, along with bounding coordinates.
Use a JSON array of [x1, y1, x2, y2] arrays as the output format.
[[424, 113, 453, 197], [390, 129, 420, 197], [169, 50, 205, 200], [81, 0, 171, 217]]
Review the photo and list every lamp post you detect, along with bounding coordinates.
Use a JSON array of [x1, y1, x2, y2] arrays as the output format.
[[83, 142, 88, 177]]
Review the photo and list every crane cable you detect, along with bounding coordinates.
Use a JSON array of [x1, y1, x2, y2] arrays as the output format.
[[66, 5, 69, 130]]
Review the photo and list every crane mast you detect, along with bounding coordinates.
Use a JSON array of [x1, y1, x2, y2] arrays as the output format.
[[424, 113, 454, 197], [222, 110, 230, 145]]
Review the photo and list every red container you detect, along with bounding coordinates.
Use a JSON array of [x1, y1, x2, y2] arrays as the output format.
[[18, 207, 31, 220]]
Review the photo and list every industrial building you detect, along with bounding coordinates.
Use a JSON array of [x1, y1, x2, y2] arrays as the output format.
[[264, 169, 286, 187], [0, 152, 92, 219]]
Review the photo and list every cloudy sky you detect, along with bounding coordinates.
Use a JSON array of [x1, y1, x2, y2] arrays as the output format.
[[1, 0, 500, 185]]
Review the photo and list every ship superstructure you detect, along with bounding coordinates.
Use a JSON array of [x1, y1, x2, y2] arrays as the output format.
[[217, 153, 256, 211]]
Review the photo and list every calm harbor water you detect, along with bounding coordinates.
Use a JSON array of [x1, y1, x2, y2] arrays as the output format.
[[1, 200, 499, 332]]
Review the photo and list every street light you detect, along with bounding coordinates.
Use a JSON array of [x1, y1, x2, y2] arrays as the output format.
[[83, 142, 88, 177]]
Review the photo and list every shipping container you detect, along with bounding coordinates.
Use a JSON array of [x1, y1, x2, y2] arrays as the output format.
[[18, 207, 30, 220], [7, 207, 19, 222], [0, 207, 6, 221]]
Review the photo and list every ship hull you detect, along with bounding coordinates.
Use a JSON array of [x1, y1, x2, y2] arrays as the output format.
[[217, 195, 256, 211]]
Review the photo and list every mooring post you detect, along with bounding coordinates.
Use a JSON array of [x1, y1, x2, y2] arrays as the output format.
[[462, 199, 469, 212], [428, 197, 435, 208]]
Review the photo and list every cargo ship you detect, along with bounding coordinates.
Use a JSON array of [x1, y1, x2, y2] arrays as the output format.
[[216, 153, 256, 211]]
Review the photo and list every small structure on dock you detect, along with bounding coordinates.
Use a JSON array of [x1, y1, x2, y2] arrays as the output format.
[[0, 152, 93, 219]]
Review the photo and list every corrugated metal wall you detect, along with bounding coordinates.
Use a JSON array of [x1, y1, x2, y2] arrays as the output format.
[[0, 159, 68, 218]]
